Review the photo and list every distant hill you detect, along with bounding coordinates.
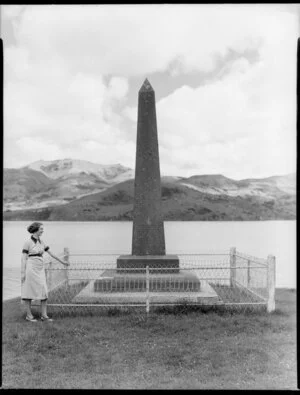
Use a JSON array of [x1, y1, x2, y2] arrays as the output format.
[[3, 167, 296, 221], [180, 173, 296, 198], [27, 158, 133, 182], [4, 159, 134, 211], [4, 167, 55, 203]]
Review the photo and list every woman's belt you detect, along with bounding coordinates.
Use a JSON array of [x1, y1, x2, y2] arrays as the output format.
[[28, 253, 43, 257]]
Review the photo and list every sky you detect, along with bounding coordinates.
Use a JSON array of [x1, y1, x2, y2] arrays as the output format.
[[1, 4, 299, 180]]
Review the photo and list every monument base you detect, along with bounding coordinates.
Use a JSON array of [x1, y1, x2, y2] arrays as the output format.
[[116, 255, 180, 273], [93, 269, 200, 292], [72, 278, 220, 306]]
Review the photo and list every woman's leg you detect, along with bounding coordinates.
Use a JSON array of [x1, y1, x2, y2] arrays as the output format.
[[24, 300, 33, 317], [41, 299, 48, 318], [40, 300, 53, 320]]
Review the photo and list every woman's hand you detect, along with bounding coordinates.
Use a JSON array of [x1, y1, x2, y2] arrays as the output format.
[[21, 274, 26, 283], [47, 250, 70, 267]]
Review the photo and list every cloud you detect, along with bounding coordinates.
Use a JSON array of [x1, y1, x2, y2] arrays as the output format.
[[4, 51, 130, 152], [79, 139, 136, 168], [14, 137, 64, 164], [155, 44, 297, 178], [5, 4, 291, 77], [107, 77, 129, 100], [2, 4, 298, 178], [2, 4, 26, 19], [122, 106, 137, 123]]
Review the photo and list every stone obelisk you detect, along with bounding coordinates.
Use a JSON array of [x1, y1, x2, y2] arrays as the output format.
[[117, 79, 179, 272], [132, 78, 165, 255]]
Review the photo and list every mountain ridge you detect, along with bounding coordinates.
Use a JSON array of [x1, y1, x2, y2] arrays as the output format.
[[26, 158, 133, 181], [3, 159, 296, 221], [4, 159, 134, 211]]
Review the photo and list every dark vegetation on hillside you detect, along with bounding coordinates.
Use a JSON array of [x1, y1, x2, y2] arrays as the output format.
[[3, 177, 296, 221]]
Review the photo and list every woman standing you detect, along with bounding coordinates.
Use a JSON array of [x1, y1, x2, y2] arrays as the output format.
[[21, 222, 69, 322]]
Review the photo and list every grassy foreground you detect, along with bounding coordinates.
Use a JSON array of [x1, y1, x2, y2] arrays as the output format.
[[2, 289, 297, 389]]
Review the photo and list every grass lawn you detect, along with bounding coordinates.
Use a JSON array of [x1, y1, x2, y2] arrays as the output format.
[[2, 288, 297, 389]]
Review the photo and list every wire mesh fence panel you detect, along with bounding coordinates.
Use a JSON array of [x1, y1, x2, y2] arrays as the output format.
[[42, 249, 273, 315], [45, 259, 68, 292], [235, 251, 268, 302]]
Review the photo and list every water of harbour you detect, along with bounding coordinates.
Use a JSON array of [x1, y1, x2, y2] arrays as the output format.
[[3, 220, 296, 300]]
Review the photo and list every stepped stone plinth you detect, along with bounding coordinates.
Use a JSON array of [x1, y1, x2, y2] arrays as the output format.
[[93, 269, 199, 292], [116, 255, 179, 273], [72, 274, 219, 305]]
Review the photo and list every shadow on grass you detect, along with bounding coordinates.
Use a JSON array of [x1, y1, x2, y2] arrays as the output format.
[[153, 303, 267, 316], [46, 303, 268, 319], [268, 308, 290, 317]]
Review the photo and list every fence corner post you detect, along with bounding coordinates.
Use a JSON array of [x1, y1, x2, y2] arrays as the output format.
[[230, 247, 236, 288], [146, 265, 150, 314], [64, 247, 70, 286], [267, 255, 276, 313]]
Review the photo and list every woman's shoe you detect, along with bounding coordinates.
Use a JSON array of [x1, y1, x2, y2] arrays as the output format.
[[26, 315, 37, 322], [40, 315, 53, 322]]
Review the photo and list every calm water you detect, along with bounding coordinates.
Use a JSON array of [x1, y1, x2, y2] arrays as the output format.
[[3, 221, 296, 300]]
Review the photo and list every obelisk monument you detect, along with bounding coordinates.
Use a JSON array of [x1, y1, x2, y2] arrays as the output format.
[[132, 79, 165, 255], [117, 79, 179, 271]]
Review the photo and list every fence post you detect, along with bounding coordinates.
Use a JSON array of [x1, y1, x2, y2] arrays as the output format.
[[247, 259, 251, 288], [267, 255, 276, 313], [48, 260, 53, 292], [146, 265, 150, 314], [230, 247, 236, 287], [64, 247, 70, 286]]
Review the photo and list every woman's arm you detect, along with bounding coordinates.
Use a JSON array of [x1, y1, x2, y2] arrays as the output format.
[[46, 250, 70, 266], [21, 253, 28, 282]]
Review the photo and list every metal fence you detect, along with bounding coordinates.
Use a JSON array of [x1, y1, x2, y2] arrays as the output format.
[[38, 248, 276, 314]]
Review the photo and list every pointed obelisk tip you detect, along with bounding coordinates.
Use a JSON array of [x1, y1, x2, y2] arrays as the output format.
[[139, 78, 154, 93]]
